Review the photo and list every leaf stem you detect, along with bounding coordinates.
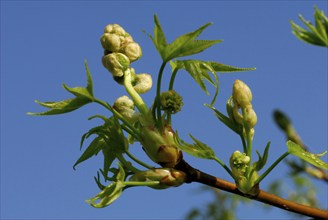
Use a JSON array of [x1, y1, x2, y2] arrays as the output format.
[[254, 151, 290, 185], [93, 99, 139, 136], [239, 134, 247, 153], [155, 62, 167, 129], [117, 154, 141, 174], [125, 151, 154, 170], [168, 67, 179, 90], [123, 69, 148, 116], [124, 181, 160, 187], [214, 157, 234, 179]]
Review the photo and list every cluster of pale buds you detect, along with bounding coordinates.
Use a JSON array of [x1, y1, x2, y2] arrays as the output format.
[[101, 24, 142, 76], [232, 80, 257, 138], [100, 24, 152, 94]]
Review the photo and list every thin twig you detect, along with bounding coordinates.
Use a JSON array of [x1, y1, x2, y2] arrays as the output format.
[[175, 159, 328, 219]]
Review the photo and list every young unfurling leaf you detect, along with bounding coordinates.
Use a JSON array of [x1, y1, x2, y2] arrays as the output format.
[[27, 98, 92, 116], [174, 133, 216, 160], [86, 163, 126, 208], [287, 141, 328, 170], [28, 61, 94, 116], [148, 15, 221, 62]]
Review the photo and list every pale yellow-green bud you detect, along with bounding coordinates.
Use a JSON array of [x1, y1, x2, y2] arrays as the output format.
[[104, 24, 128, 36], [244, 105, 257, 128], [232, 80, 252, 108], [113, 96, 140, 123], [233, 105, 243, 125], [100, 33, 121, 52], [230, 150, 250, 177], [129, 168, 186, 189], [101, 24, 134, 53], [123, 42, 142, 62], [132, 73, 152, 94], [139, 120, 182, 168], [230, 150, 259, 195], [102, 53, 130, 77]]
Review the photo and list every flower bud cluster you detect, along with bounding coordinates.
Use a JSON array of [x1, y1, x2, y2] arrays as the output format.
[[230, 150, 258, 194], [232, 80, 257, 131], [160, 90, 183, 114], [100, 24, 142, 77], [129, 168, 186, 189], [230, 150, 250, 177], [113, 96, 140, 123]]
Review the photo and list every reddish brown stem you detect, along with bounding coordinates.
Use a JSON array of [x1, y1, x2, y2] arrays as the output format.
[[175, 159, 328, 219]]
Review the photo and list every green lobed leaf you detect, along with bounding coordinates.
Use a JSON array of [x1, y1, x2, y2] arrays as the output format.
[[147, 14, 168, 60], [86, 164, 125, 208], [100, 116, 128, 178], [252, 141, 270, 171], [172, 60, 216, 96], [149, 16, 221, 62], [163, 23, 219, 61], [290, 7, 328, 47], [63, 85, 94, 101], [28, 61, 95, 116], [84, 60, 94, 96], [171, 60, 255, 101], [27, 98, 91, 116], [206, 104, 242, 135], [175, 132, 216, 160], [208, 61, 256, 73], [287, 140, 328, 170], [73, 137, 105, 169]]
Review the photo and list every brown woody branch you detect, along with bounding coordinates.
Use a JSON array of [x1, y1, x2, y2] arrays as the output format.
[[175, 159, 328, 219]]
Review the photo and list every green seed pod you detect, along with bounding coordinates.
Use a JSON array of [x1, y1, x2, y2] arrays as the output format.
[[159, 90, 183, 114], [232, 80, 252, 108], [113, 96, 140, 123], [132, 73, 152, 94], [102, 53, 130, 77], [129, 168, 186, 189]]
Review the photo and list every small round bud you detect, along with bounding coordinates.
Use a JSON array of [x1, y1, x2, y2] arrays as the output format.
[[102, 53, 130, 77], [160, 90, 183, 114], [123, 42, 142, 62], [232, 80, 252, 108], [132, 73, 152, 94], [113, 96, 140, 123], [113, 95, 134, 110], [129, 168, 186, 189], [100, 33, 121, 52], [104, 24, 127, 36]]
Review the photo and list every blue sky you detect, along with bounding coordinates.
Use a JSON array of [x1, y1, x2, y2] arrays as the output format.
[[1, 1, 327, 219]]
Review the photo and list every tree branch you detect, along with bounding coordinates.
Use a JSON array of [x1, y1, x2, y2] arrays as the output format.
[[175, 159, 328, 219]]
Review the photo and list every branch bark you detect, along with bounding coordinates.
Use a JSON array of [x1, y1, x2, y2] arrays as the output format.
[[175, 159, 328, 219]]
